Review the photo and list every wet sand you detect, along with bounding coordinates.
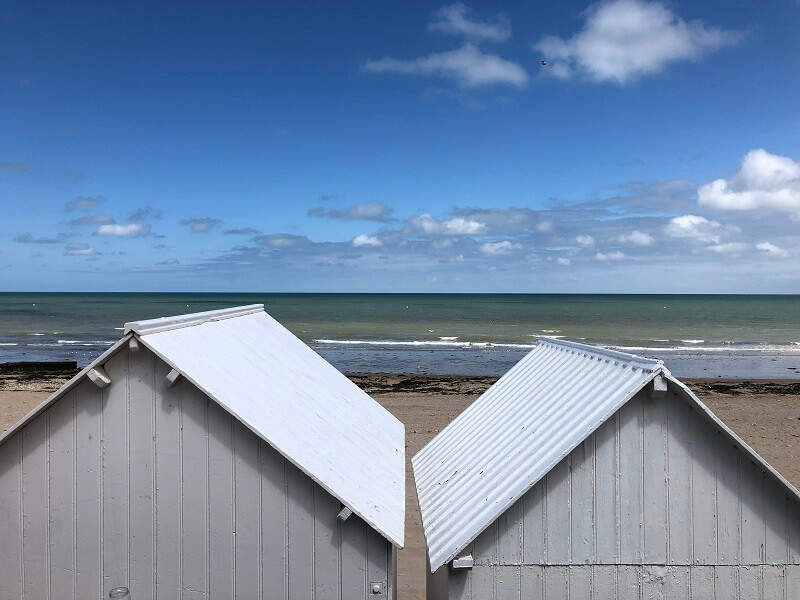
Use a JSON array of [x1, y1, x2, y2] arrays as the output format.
[[2, 372, 800, 600]]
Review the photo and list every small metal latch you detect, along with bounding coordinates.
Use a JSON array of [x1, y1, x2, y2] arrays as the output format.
[[370, 582, 384, 594], [109, 588, 130, 599]]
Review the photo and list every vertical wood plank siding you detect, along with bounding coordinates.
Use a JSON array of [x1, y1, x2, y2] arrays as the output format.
[[440, 389, 800, 600], [0, 345, 391, 600]]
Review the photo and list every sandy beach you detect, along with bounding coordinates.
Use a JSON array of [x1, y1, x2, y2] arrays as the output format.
[[2, 371, 799, 600]]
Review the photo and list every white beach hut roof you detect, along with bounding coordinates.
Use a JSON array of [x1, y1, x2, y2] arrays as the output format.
[[413, 338, 800, 572], [0, 305, 405, 548]]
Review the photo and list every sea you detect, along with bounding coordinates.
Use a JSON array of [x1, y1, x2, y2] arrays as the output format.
[[1, 293, 799, 379]]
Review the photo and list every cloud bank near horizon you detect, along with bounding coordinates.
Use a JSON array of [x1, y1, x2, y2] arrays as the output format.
[[7, 148, 796, 292]]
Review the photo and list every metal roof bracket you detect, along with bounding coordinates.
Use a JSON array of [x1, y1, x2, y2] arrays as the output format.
[[337, 505, 353, 522]]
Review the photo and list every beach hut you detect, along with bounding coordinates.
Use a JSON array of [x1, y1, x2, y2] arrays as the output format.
[[414, 338, 800, 600], [0, 304, 404, 600]]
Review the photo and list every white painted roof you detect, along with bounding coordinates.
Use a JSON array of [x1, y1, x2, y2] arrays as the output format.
[[413, 338, 800, 572], [126, 305, 406, 547]]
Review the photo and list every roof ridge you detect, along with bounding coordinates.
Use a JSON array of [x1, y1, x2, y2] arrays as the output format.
[[124, 304, 264, 335], [538, 337, 663, 371]]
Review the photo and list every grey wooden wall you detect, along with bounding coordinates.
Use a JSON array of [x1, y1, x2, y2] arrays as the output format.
[[435, 388, 800, 600], [0, 344, 391, 600]]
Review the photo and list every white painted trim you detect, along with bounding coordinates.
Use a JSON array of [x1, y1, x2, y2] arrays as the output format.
[[87, 367, 112, 388], [539, 337, 663, 371], [650, 374, 668, 398], [164, 368, 181, 388], [124, 304, 264, 335]]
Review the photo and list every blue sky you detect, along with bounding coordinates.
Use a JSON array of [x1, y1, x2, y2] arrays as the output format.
[[1, 0, 799, 292]]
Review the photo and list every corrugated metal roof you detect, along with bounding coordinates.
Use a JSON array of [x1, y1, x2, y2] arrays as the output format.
[[414, 338, 800, 572], [413, 338, 662, 571], [129, 305, 405, 547]]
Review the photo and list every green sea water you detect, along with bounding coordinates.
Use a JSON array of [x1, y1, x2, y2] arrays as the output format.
[[1, 293, 800, 375]]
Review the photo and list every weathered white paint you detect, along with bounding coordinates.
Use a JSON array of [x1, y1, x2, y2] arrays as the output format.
[[418, 340, 800, 600], [452, 555, 474, 569], [414, 339, 665, 572], [163, 367, 181, 387], [123, 303, 264, 335], [0, 343, 396, 599], [430, 388, 800, 599], [87, 366, 111, 388], [133, 306, 405, 547]]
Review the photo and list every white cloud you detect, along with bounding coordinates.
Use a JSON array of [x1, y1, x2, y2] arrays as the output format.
[[363, 44, 529, 88], [181, 217, 221, 233], [576, 234, 595, 246], [697, 149, 800, 213], [557, 257, 571, 266], [444, 216, 487, 234], [94, 223, 150, 237], [534, 0, 740, 84], [352, 234, 383, 247], [617, 230, 654, 246], [757, 241, 790, 258], [95, 223, 151, 237], [663, 214, 730, 244], [408, 213, 487, 235], [706, 242, 748, 254], [595, 250, 625, 261], [156, 258, 179, 265], [64, 243, 98, 256], [536, 221, 555, 233], [428, 3, 511, 42], [480, 240, 522, 256]]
